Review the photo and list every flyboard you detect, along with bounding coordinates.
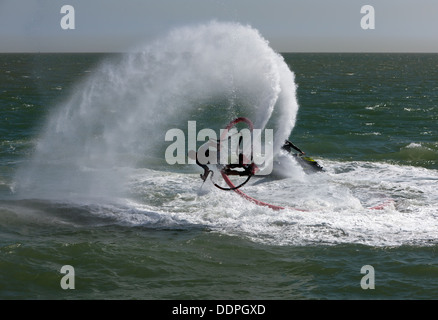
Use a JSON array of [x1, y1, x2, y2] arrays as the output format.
[[218, 117, 289, 211], [198, 117, 392, 211], [213, 117, 306, 211]]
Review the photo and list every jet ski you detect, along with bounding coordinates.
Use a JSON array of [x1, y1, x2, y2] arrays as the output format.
[[282, 140, 324, 174]]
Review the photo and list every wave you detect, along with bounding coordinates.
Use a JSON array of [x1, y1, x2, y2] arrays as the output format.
[[145, 159, 438, 247], [13, 21, 298, 201], [374, 142, 438, 169], [7, 22, 437, 248], [5, 157, 438, 247]]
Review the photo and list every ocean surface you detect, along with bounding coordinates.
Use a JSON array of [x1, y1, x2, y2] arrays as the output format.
[[1, 23, 437, 300]]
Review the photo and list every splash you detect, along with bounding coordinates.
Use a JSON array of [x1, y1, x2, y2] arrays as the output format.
[[14, 21, 299, 200]]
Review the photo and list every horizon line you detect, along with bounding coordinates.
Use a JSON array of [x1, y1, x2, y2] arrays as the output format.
[[1, 51, 438, 54]]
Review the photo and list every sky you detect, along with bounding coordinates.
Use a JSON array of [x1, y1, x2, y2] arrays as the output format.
[[1, 0, 438, 53]]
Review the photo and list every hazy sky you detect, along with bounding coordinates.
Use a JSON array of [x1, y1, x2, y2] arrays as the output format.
[[1, 0, 438, 52]]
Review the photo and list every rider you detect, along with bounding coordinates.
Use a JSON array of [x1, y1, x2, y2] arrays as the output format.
[[221, 152, 257, 176], [189, 137, 256, 181], [191, 139, 305, 181], [188, 149, 211, 182], [282, 140, 306, 155]]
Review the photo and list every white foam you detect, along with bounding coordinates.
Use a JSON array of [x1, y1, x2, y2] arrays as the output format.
[[118, 160, 438, 247], [10, 21, 438, 247], [14, 21, 298, 201]]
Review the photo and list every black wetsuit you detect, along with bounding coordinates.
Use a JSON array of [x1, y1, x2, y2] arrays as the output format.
[[282, 140, 305, 154]]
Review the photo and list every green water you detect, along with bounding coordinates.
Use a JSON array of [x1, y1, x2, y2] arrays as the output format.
[[1, 51, 437, 300]]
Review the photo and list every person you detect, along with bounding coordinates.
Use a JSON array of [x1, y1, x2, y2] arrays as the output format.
[[189, 138, 256, 181], [188, 149, 211, 182], [221, 152, 257, 176], [282, 140, 305, 155], [282, 140, 324, 173]]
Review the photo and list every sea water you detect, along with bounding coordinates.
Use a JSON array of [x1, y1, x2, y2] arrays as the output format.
[[1, 22, 437, 299]]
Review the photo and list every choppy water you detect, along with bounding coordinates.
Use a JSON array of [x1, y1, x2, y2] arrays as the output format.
[[1, 22, 437, 300]]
